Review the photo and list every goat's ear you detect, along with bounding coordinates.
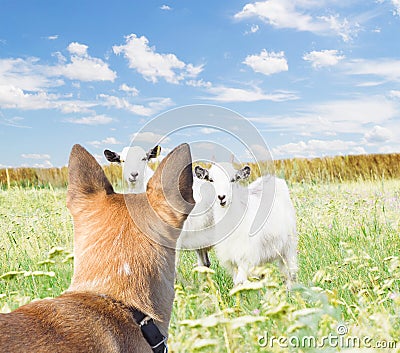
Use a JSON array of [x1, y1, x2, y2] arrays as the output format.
[[231, 165, 251, 182], [194, 165, 209, 180], [104, 149, 121, 163], [150, 145, 161, 159], [68, 145, 114, 207], [147, 143, 195, 218], [143, 145, 161, 161]]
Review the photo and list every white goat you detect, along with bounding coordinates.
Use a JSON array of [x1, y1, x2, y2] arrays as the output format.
[[195, 163, 298, 288], [104, 145, 160, 193]]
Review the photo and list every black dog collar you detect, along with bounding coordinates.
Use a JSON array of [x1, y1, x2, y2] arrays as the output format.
[[98, 294, 168, 353], [130, 309, 168, 353]]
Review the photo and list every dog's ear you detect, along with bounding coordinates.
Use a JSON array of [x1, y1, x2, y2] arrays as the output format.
[[67, 144, 114, 208], [147, 143, 195, 221]]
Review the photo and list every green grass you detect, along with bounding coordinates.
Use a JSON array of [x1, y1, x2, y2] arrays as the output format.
[[1, 181, 399, 352]]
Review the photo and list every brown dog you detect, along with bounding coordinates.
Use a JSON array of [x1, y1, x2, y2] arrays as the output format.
[[0, 143, 195, 353]]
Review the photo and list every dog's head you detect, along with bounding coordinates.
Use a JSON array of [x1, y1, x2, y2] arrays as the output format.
[[66, 143, 195, 321]]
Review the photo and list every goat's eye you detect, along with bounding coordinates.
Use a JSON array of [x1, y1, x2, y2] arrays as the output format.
[[204, 175, 213, 182]]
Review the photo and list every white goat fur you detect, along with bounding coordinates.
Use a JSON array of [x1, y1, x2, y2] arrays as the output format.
[[120, 147, 154, 193], [207, 163, 298, 287]]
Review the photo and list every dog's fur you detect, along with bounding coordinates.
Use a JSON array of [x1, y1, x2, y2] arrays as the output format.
[[0, 143, 194, 353]]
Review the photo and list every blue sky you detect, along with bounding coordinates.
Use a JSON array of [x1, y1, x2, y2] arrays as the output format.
[[1, 0, 400, 167]]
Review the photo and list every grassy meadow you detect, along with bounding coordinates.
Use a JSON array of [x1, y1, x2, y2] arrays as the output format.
[[0, 165, 399, 351]]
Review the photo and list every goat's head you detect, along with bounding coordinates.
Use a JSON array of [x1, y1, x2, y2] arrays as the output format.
[[104, 145, 160, 191], [195, 163, 251, 208]]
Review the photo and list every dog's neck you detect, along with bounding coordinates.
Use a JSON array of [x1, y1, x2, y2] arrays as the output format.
[[67, 192, 179, 336]]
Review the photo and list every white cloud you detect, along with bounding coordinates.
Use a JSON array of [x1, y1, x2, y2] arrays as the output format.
[[0, 43, 116, 112], [390, 90, 400, 98], [28, 160, 54, 168], [57, 100, 96, 114], [0, 84, 97, 113], [319, 14, 359, 42], [88, 137, 123, 148], [249, 95, 399, 135], [0, 58, 64, 91], [234, 0, 360, 41], [200, 127, 219, 134], [184, 63, 204, 78], [55, 44, 117, 82], [160, 4, 172, 10], [243, 49, 288, 75], [355, 81, 386, 87], [99, 94, 173, 116], [302, 96, 397, 130], [364, 125, 393, 143], [0, 85, 56, 110], [66, 115, 114, 125], [102, 137, 121, 145], [390, 0, 400, 16], [21, 153, 51, 159], [119, 83, 139, 96], [303, 49, 345, 69], [272, 139, 364, 158], [113, 34, 203, 84], [67, 42, 88, 56], [186, 79, 212, 88], [205, 85, 298, 102], [251, 24, 260, 33], [20, 154, 54, 168], [0, 116, 31, 128], [130, 131, 170, 144], [235, 0, 320, 31], [378, 145, 400, 154], [245, 24, 260, 34], [344, 58, 400, 82]]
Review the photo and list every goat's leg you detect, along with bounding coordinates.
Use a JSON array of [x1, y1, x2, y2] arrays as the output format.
[[276, 234, 298, 291], [278, 254, 297, 290], [195, 248, 211, 267], [286, 234, 298, 286], [234, 265, 249, 285], [175, 249, 181, 270], [278, 258, 292, 290]]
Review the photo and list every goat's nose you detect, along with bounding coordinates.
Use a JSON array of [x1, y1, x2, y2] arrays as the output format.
[[218, 194, 227, 207], [129, 171, 139, 182]]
